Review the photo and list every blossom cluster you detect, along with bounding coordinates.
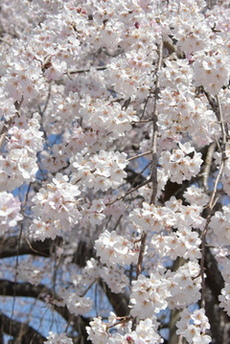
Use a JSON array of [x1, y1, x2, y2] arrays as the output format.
[[0, 113, 43, 191], [160, 142, 203, 184], [156, 85, 220, 148], [130, 272, 170, 318], [70, 150, 128, 191], [176, 308, 211, 344], [80, 199, 106, 227], [87, 313, 163, 344], [16, 260, 42, 286], [217, 257, 230, 316], [29, 173, 81, 240], [44, 332, 73, 344], [130, 197, 205, 234], [71, 257, 129, 295], [62, 290, 93, 317], [0, 0, 230, 343], [209, 204, 230, 246], [209, 212, 230, 316], [215, 145, 230, 196], [166, 261, 201, 309], [0, 191, 22, 234], [151, 229, 201, 261], [95, 230, 138, 267], [79, 98, 139, 142], [193, 50, 230, 95]]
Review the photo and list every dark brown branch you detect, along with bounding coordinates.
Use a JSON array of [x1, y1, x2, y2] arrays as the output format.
[[204, 246, 230, 344], [0, 279, 54, 300], [100, 281, 129, 317], [125, 167, 147, 188], [0, 312, 46, 344], [0, 236, 95, 272], [0, 236, 64, 259], [136, 233, 147, 278], [202, 142, 216, 192], [200, 94, 227, 308], [1, 238, 130, 337], [0, 279, 90, 336], [204, 246, 224, 302]]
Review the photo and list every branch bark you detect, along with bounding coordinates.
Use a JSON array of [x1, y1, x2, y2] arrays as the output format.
[[0, 236, 61, 259], [204, 246, 230, 344], [0, 279, 90, 338], [0, 312, 46, 344], [101, 282, 129, 317]]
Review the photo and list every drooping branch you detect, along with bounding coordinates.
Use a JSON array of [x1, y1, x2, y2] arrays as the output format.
[[0, 236, 94, 270], [0, 278, 129, 342], [0, 279, 56, 301], [0, 312, 46, 344], [0, 236, 61, 259], [0, 279, 90, 336], [204, 246, 224, 302], [150, 38, 163, 205], [204, 246, 230, 344], [200, 95, 227, 309], [0, 237, 130, 319]]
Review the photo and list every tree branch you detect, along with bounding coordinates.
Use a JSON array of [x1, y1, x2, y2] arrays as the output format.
[[100, 281, 129, 317], [0, 312, 46, 344], [150, 38, 163, 204], [0, 279, 90, 336], [204, 246, 230, 344], [0, 236, 60, 259]]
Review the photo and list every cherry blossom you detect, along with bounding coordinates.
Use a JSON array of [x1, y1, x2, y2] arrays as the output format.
[[44, 332, 73, 344], [130, 272, 170, 318], [0, 191, 22, 233], [176, 308, 211, 344], [0, 0, 230, 343]]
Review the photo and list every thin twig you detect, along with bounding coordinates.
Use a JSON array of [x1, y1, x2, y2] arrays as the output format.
[[68, 65, 107, 74], [106, 316, 132, 330], [128, 150, 152, 161], [113, 215, 123, 231], [136, 232, 147, 277], [200, 160, 224, 308], [106, 178, 151, 206], [216, 94, 227, 158], [200, 95, 227, 308], [150, 38, 163, 204], [125, 161, 151, 196], [24, 237, 49, 257], [40, 82, 52, 116], [140, 95, 151, 119], [80, 279, 98, 297], [202, 142, 216, 192]]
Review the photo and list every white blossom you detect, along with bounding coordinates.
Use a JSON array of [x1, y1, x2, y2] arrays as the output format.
[[0, 192, 22, 233]]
